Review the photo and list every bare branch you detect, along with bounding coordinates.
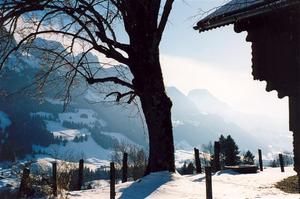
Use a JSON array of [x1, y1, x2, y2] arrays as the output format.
[[156, 0, 174, 43], [105, 90, 135, 102], [86, 76, 134, 90]]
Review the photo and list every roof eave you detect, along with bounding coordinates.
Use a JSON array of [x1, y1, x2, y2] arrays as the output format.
[[194, 0, 300, 32]]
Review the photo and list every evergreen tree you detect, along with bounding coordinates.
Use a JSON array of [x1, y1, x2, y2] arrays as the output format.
[[219, 134, 240, 166], [84, 135, 88, 142], [0, 142, 15, 161], [243, 150, 255, 165], [186, 162, 195, 174], [73, 136, 79, 143], [62, 139, 68, 146], [2, 114, 55, 160]]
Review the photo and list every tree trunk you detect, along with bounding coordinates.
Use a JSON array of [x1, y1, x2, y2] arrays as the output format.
[[130, 47, 175, 174], [140, 88, 175, 173], [124, 2, 176, 173]]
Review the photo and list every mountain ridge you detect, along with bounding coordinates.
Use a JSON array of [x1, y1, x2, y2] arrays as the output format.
[[0, 36, 291, 163]]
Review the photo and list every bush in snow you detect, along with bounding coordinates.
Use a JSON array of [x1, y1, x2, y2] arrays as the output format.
[[111, 141, 148, 181], [178, 162, 195, 175]]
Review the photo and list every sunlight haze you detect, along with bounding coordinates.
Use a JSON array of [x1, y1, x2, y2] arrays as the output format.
[[160, 0, 288, 120]]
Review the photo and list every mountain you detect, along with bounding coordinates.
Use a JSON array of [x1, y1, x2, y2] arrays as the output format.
[[188, 89, 231, 116], [0, 34, 290, 163], [0, 35, 147, 161], [188, 89, 292, 154], [167, 87, 263, 152]]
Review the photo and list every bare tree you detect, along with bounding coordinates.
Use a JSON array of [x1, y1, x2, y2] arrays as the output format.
[[111, 141, 148, 180], [0, 0, 175, 173]]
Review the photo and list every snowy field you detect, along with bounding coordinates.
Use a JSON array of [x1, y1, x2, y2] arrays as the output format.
[[101, 131, 142, 148], [33, 136, 112, 165], [175, 149, 210, 168], [68, 167, 299, 199], [58, 109, 106, 127]]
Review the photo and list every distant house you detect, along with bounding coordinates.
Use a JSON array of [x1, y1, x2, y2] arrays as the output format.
[[194, 0, 300, 190]]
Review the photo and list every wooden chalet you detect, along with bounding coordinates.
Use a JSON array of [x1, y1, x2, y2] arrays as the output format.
[[194, 0, 300, 189]]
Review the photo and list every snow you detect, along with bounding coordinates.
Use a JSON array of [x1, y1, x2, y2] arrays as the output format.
[[101, 131, 141, 147], [52, 128, 89, 141], [40, 119, 137, 169], [35, 120, 112, 167], [45, 120, 86, 140], [0, 167, 19, 189], [175, 149, 210, 168], [30, 111, 54, 119], [0, 111, 11, 131], [30, 156, 110, 173], [68, 167, 299, 199], [46, 120, 67, 132], [45, 97, 64, 105], [0, 163, 25, 189], [84, 179, 110, 189], [33, 136, 112, 166], [175, 150, 194, 167], [58, 109, 106, 127], [85, 158, 111, 169]]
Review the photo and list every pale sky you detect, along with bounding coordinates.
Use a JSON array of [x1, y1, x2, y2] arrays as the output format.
[[159, 0, 289, 119]]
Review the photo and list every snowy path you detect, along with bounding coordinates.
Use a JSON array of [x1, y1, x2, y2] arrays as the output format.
[[68, 167, 300, 199]]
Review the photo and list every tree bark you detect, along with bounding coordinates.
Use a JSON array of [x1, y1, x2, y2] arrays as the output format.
[[129, 46, 175, 174], [140, 88, 175, 173], [121, 1, 176, 174]]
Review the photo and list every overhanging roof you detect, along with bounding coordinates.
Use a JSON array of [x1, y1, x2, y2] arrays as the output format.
[[194, 0, 300, 32]]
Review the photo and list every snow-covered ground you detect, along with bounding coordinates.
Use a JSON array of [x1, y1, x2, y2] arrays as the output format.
[[101, 131, 142, 148], [30, 156, 110, 173], [44, 121, 88, 140], [0, 166, 19, 189], [58, 109, 106, 127], [33, 136, 112, 165], [30, 111, 54, 119], [175, 149, 210, 168], [68, 167, 299, 199]]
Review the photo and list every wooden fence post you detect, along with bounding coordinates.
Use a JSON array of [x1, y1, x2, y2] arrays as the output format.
[[205, 166, 212, 199], [78, 159, 84, 190], [213, 141, 220, 172], [258, 149, 263, 171], [110, 162, 115, 199], [122, 152, 128, 183], [52, 162, 57, 197], [194, 148, 202, 173], [19, 167, 30, 197], [279, 154, 285, 172]]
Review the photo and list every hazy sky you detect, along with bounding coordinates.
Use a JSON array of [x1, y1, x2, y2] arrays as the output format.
[[159, 0, 288, 119]]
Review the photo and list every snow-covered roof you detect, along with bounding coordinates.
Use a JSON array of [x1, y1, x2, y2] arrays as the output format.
[[194, 0, 300, 32]]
